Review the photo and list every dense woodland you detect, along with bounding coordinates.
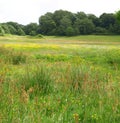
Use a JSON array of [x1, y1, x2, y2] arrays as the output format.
[[0, 10, 120, 36]]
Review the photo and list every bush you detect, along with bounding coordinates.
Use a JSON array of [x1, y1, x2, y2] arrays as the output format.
[[36, 34, 44, 38], [65, 27, 75, 36], [29, 31, 37, 36], [94, 27, 108, 35]]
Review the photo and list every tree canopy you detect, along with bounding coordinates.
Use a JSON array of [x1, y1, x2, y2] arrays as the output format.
[[0, 10, 120, 36]]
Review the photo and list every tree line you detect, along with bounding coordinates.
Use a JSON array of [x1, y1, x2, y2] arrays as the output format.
[[0, 10, 120, 36]]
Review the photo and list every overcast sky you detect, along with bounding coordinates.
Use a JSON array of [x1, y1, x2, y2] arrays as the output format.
[[0, 0, 120, 25]]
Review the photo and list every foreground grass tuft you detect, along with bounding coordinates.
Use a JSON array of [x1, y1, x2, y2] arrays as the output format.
[[19, 65, 53, 96]]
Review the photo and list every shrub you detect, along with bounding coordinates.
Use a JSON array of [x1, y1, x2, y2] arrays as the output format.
[[94, 27, 108, 35], [65, 27, 75, 36], [29, 31, 37, 36], [36, 34, 44, 38]]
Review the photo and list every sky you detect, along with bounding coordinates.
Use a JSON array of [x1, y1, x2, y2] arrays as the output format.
[[0, 0, 120, 25]]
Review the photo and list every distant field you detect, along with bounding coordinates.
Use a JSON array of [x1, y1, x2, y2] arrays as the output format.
[[0, 35, 120, 123], [1, 35, 120, 44]]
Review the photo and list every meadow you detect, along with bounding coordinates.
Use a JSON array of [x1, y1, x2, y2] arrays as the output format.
[[0, 35, 120, 123]]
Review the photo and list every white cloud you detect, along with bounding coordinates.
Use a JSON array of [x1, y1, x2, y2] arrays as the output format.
[[0, 0, 120, 25]]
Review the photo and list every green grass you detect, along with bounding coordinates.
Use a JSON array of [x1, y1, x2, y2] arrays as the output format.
[[0, 35, 120, 123]]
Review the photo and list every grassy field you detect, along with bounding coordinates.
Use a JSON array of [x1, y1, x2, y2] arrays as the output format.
[[0, 35, 120, 123]]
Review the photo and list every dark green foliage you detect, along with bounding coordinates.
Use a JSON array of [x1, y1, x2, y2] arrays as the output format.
[[113, 22, 120, 34], [65, 27, 75, 36], [75, 18, 95, 34], [0, 25, 5, 36], [7, 25, 17, 34], [36, 34, 44, 38], [0, 22, 25, 35], [24, 23, 38, 36], [1, 24, 10, 34], [115, 10, 120, 23], [100, 13, 116, 32], [76, 12, 87, 19], [1, 9, 120, 36], [53, 10, 73, 26], [94, 27, 108, 35], [38, 10, 119, 36], [39, 12, 56, 35], [6, 22, 25, 35], [29, 31, 37, 36], [0, 22, 25, 36], [17, 27, 25, 36]]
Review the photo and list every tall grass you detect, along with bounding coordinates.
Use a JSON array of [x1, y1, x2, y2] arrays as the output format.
[[19, 64, 53, 96], [0, 46, 27, 64], [1, 61, 120, 122], [1, 35, 120, 122]]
